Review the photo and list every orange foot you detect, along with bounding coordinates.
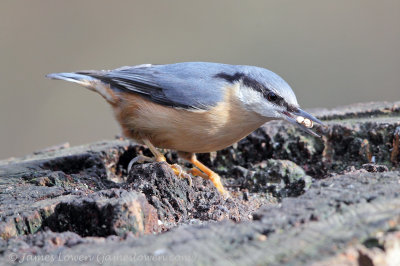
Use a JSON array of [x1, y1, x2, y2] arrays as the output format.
[[179, 152, 229, 199]]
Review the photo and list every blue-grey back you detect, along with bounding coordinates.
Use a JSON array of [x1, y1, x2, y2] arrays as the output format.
[[82, 62, 295, 110]]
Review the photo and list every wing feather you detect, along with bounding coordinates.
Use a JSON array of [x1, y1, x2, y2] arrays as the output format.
[[78, 62, 236, 110]]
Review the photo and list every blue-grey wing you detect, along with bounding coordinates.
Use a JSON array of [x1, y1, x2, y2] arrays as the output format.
[[79, 62, 239, 110]]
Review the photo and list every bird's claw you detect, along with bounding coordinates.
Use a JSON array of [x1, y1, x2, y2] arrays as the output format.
[[190, 168, 230, 199], [127, 155, 154, 173], [127, 154, 193, 187], [208, 172, 230, 199], [170, 164, 192, 186]]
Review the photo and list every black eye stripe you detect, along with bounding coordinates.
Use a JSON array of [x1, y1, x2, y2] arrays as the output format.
[[214, 72, 267, 95], [214, 71, 289, 108]]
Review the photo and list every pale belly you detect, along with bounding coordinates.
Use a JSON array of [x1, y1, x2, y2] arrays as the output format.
[[114, 92, 269, 153], [148, 119, 267, 153]]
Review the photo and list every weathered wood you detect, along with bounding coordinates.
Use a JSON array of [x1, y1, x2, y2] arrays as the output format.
[[0, 101, 399, 265]]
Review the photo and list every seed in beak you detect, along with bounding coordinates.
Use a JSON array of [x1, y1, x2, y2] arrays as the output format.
[[296, 116, 313, 128], [296, 116, 305, 124], [303, 118, 313, 128]]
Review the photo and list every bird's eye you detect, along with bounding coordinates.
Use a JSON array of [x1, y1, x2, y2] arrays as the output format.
[[267, 92, 278, 102]]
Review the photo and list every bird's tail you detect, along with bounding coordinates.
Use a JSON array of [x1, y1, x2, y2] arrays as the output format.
[[46, 72, 118, 104]]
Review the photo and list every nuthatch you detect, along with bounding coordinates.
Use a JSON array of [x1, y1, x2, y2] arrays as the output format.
[[47, 62, 323, 198]]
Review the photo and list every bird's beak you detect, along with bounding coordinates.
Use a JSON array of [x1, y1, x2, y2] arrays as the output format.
[[281, 108, 325, 137]]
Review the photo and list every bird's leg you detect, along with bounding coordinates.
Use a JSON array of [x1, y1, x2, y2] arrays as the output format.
[[141, 139, 191, 183], [142, 138, 167, 162], [189, 167, 209, 179], [178, 152, 230, 198]]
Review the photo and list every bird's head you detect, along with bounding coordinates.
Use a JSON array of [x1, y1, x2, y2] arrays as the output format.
[[217, 66, 324, 136]]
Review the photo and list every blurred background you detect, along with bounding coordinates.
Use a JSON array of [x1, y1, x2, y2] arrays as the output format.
[[1, 0, 399, 159]]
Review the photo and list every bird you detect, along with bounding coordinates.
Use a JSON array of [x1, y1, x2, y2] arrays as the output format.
[[46, 62, 323, 198]]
